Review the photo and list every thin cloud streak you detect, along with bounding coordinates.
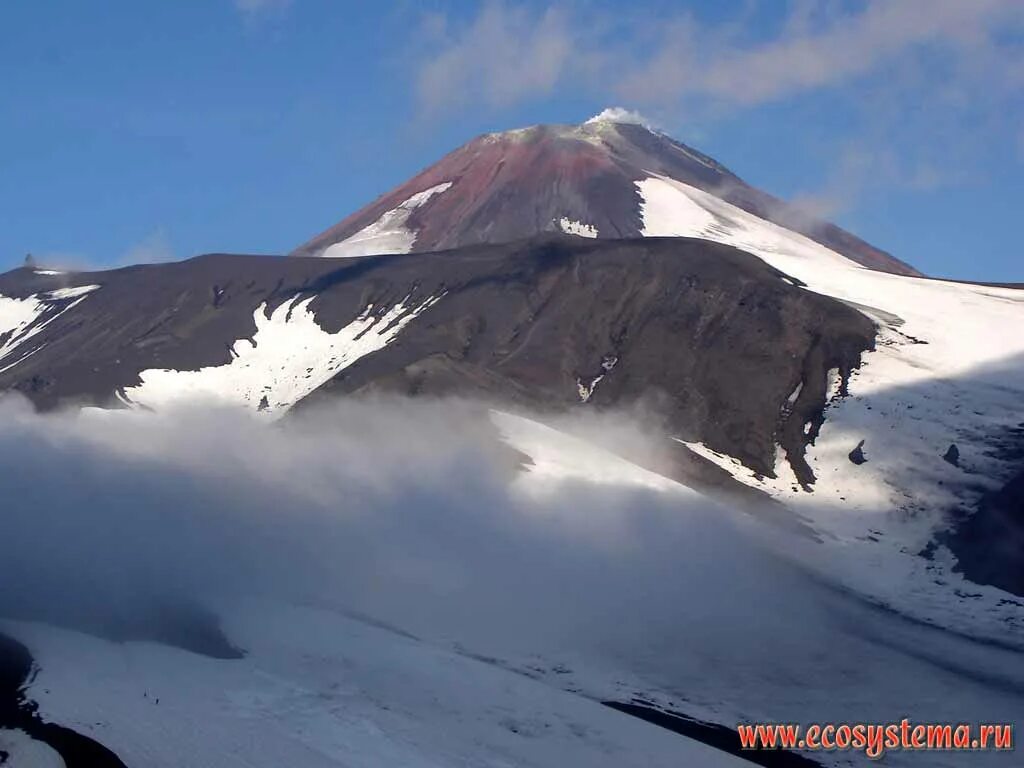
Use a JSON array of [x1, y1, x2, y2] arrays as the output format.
[[234, 0, 292, 20], [414, 1, 1024, 115], [411, 1, 1023, 216], [417, 3, 576, 115]]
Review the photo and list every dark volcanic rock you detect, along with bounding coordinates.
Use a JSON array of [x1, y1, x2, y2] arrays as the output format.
[[943, 443, 961, 467], [942, 422, 1024, 596], [292, 118, 920, 277], [849, 440, 868, 465], [0, 236, 874, 489], [0, 632, 127, 767], [604, 701, 824, 768], [945, 465, 1024, 597]]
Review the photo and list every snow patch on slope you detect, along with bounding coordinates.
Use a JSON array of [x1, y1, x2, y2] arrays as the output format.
[[0, 285, 101, 374], [558, 217, 598, 238], [122, 292, 444, 416], [45, 285, 102, 301], [575, 356, 617, 403], [491, 410, 696, 497], [637, 174, 854, 269], [321, 182, 453, 258]]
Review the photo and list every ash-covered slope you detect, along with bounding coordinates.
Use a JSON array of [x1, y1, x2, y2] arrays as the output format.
[[292, 111, 918, 277], [0, 236, 872, 494]]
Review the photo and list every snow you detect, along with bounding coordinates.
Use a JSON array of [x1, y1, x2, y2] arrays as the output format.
[[0, 729, 65, 767], [490, 410, 694, 497], [321, 183, 452, 259], [637, 174, 853, 270], [44, 285, 101, 301], [4, 398, 1023, 768], [34, 269, 64, 276], [636, 171, 1024, 514], [122, 292, 444, 417], [574, 356, 617, 402], [0, 296, 47, 360], [557, 217, 598, 238], [576, 375, 603, 402], [638, 173, 1024, 637], [6, 605, 747, 768], [0, 285, 100, 374], [825, 366, 843, 402]]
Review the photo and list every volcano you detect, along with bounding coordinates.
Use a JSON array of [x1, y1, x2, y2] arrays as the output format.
[[292, 109, 919, 277]]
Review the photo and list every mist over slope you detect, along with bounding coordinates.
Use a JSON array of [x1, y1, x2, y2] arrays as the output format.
[[1, 395, 1022, 767]]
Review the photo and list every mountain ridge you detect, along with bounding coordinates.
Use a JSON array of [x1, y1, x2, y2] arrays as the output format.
[[0, 235, 875, 502]]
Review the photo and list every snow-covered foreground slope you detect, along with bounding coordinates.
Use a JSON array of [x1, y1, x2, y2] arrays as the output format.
[[0, 285, 100, 374], [639, 173, 1024, 636], [321, 183, 452, 258], [6, 606, 752, 768], [121, 292, 444, 417]]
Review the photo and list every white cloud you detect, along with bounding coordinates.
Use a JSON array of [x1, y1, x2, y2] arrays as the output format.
[[22, 230, 176, 273], [584, 107, 653, 127], [234, 0, 292, 19], [410, 1, 1023, 215], [416, 2, 576, 115], [122, 228, 175, 265], [628, 0, 1022, 107], [788, 143, 963, 219], [0, 395, 739, 655], [414, 1, 1023, 114]]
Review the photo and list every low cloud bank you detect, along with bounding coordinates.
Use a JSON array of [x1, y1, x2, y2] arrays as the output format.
[[1, 394, 1021, 730], [0, 395, 756, 656]]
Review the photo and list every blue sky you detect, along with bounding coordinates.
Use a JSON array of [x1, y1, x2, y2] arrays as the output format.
[[1, 1, 1021, 280]]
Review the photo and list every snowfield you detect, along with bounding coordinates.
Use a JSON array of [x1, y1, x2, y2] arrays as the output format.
[[321, 183, 453, 258], [122, 292, 444, 417], [0, 285, 101, 374]]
